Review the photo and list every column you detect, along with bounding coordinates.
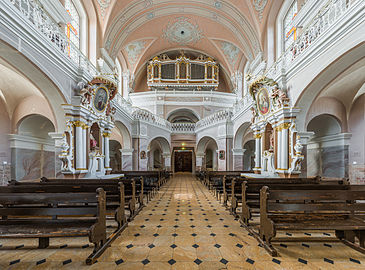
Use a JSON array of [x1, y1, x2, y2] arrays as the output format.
[[120, 149, 133, 171], [82, 125, 87, 169], [163, 154, 171, 171], [75, 121, 83, 170], [196, 154, 204, 171], [260, 135, 264, 170], [277, 127, 282, 170], [48, 132, 64, 177], [298, 132, 315, 177], [254, 134, 261, 171], [232, 149, 244, 171], [104, 133, 110, 169], [282, 124, 289, 170]]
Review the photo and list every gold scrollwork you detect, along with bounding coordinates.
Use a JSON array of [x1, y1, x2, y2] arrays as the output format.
[[73, 120, 84, 127], [254, 133, 262, 139], [102, 132, 111, 138]]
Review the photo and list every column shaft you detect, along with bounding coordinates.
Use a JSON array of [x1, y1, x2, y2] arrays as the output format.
[[104, 136, 110, 168], [277, 129, 282, 170], [75, 125, 83, 170], [282, 128, 289, 170], [255, 137, 261, 169]]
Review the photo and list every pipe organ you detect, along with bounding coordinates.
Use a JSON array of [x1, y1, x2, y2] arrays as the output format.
[[147, 53, 219, 91]]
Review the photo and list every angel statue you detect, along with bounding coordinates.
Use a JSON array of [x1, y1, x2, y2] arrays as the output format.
[[80, 84, 93, 105]]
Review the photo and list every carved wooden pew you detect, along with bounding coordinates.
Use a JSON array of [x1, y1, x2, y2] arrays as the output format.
[[0, 188, 108, 264], [203, 171, 251, 204], [38, 178, 140, 221], [259, 185, 365, 256], [7, 180, 128, 226], [230, 177, 348, 224], [230, 177, 322, 217], [118, 171, 163, 188]]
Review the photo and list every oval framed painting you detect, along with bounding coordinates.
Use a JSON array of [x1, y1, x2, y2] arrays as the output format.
[[257, 88, 270, 116], [93, 87, 109, 113]]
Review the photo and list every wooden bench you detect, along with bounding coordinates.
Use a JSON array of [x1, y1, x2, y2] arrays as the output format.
[[259, 185, 365, 256], [39, 177, 140, 221], [229, 177, 322, 217], [7, 180, 129, 226], [230, 177, 348, 224], [202, 171, 251, 204], [118, 171, 164, 188], [0, 188, 108, 264]]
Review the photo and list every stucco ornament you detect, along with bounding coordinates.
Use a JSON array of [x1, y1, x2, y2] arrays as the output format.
[[97, 0, 112, 18], [124, 40, 146, 66], [253, 0, 268, 21], [163, 17, 203, 45], [221, 41, 240, 66]]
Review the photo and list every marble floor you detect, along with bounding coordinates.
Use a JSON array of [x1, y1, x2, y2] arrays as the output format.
[[1, 173, 365, 269]]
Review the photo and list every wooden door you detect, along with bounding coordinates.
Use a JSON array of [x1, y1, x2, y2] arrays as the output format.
[[174, 151, 192, 172]]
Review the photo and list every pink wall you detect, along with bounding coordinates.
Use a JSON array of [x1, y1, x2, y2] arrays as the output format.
[[0, 97, 11, 163], [349, 94, 365, 165]]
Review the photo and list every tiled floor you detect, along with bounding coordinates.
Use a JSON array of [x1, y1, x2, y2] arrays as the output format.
[[1, 173, 365, 269]]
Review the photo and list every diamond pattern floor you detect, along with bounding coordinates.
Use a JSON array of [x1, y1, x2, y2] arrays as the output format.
[[0, 173, 365, 269]]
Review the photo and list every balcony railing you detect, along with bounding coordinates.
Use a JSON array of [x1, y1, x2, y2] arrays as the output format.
[[8, 0, 97, 75], [267, 0, 361, 79], [196, 110, 233, 130], [113, 93, 133, 114], [132, 109, 172, 129], [171, 123, 196, 134]]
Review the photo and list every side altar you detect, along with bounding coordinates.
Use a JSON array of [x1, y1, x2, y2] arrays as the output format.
[[59, 75, 118, 178], [249, 77, 305, 178]]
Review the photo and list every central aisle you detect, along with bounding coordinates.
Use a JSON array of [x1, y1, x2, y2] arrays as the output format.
[[104, 173, 276, 269], [100, 173, 365, 269]]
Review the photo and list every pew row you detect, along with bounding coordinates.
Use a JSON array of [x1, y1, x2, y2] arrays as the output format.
[[0, 188, 110, 265], [258, 186, 365, 256]]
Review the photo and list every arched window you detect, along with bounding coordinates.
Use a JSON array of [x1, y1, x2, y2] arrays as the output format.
[[284, 0, 298, 50], [64, 0, 80, 50]]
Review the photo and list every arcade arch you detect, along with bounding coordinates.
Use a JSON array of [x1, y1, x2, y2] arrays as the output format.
[[11, 114, 55, 180], [147, 136, 171, 170], [196, 136, 219, 171]]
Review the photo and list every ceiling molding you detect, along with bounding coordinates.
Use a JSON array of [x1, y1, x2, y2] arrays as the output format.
[[104, 1, 260, 61]]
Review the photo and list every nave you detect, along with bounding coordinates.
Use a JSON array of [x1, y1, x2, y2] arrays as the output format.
[[0, 174, 364, 269]]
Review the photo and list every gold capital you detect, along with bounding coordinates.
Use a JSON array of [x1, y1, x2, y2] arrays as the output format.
[[103, 132, 111, 138], [254, 133, 262, 139]]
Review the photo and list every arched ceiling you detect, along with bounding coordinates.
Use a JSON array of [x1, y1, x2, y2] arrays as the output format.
[[90, 0, 278, 77]]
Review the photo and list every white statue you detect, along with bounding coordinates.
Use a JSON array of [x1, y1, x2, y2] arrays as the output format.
[[59, 136, 72, 171], [289, 137, 304, 173]]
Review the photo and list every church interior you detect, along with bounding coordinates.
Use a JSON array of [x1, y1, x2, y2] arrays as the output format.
[[0, 0, 364, 268]]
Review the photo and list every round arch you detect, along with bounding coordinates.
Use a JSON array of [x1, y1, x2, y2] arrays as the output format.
[[167, 108, 200, 123], [307, 114, 342, 138], [233, 122, 251, 149], [147, 136, 171, 155], [105, 2, 260, 60], [0, 41, 67, 132], [132, 48, 235, 93], [196, 136, 219, 155], [295, 42, 365, 131], [115, 121, 132, 149], [196, 136, 219, 171]]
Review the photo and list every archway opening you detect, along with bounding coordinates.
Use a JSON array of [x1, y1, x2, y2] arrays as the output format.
[[307, 114, 347, 178], [243, 140, 255, 172], [13, 114, 55, 180], [148, 137, 171, 171], [196, 136, 219, 171], [110, 140, 122, 173]]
